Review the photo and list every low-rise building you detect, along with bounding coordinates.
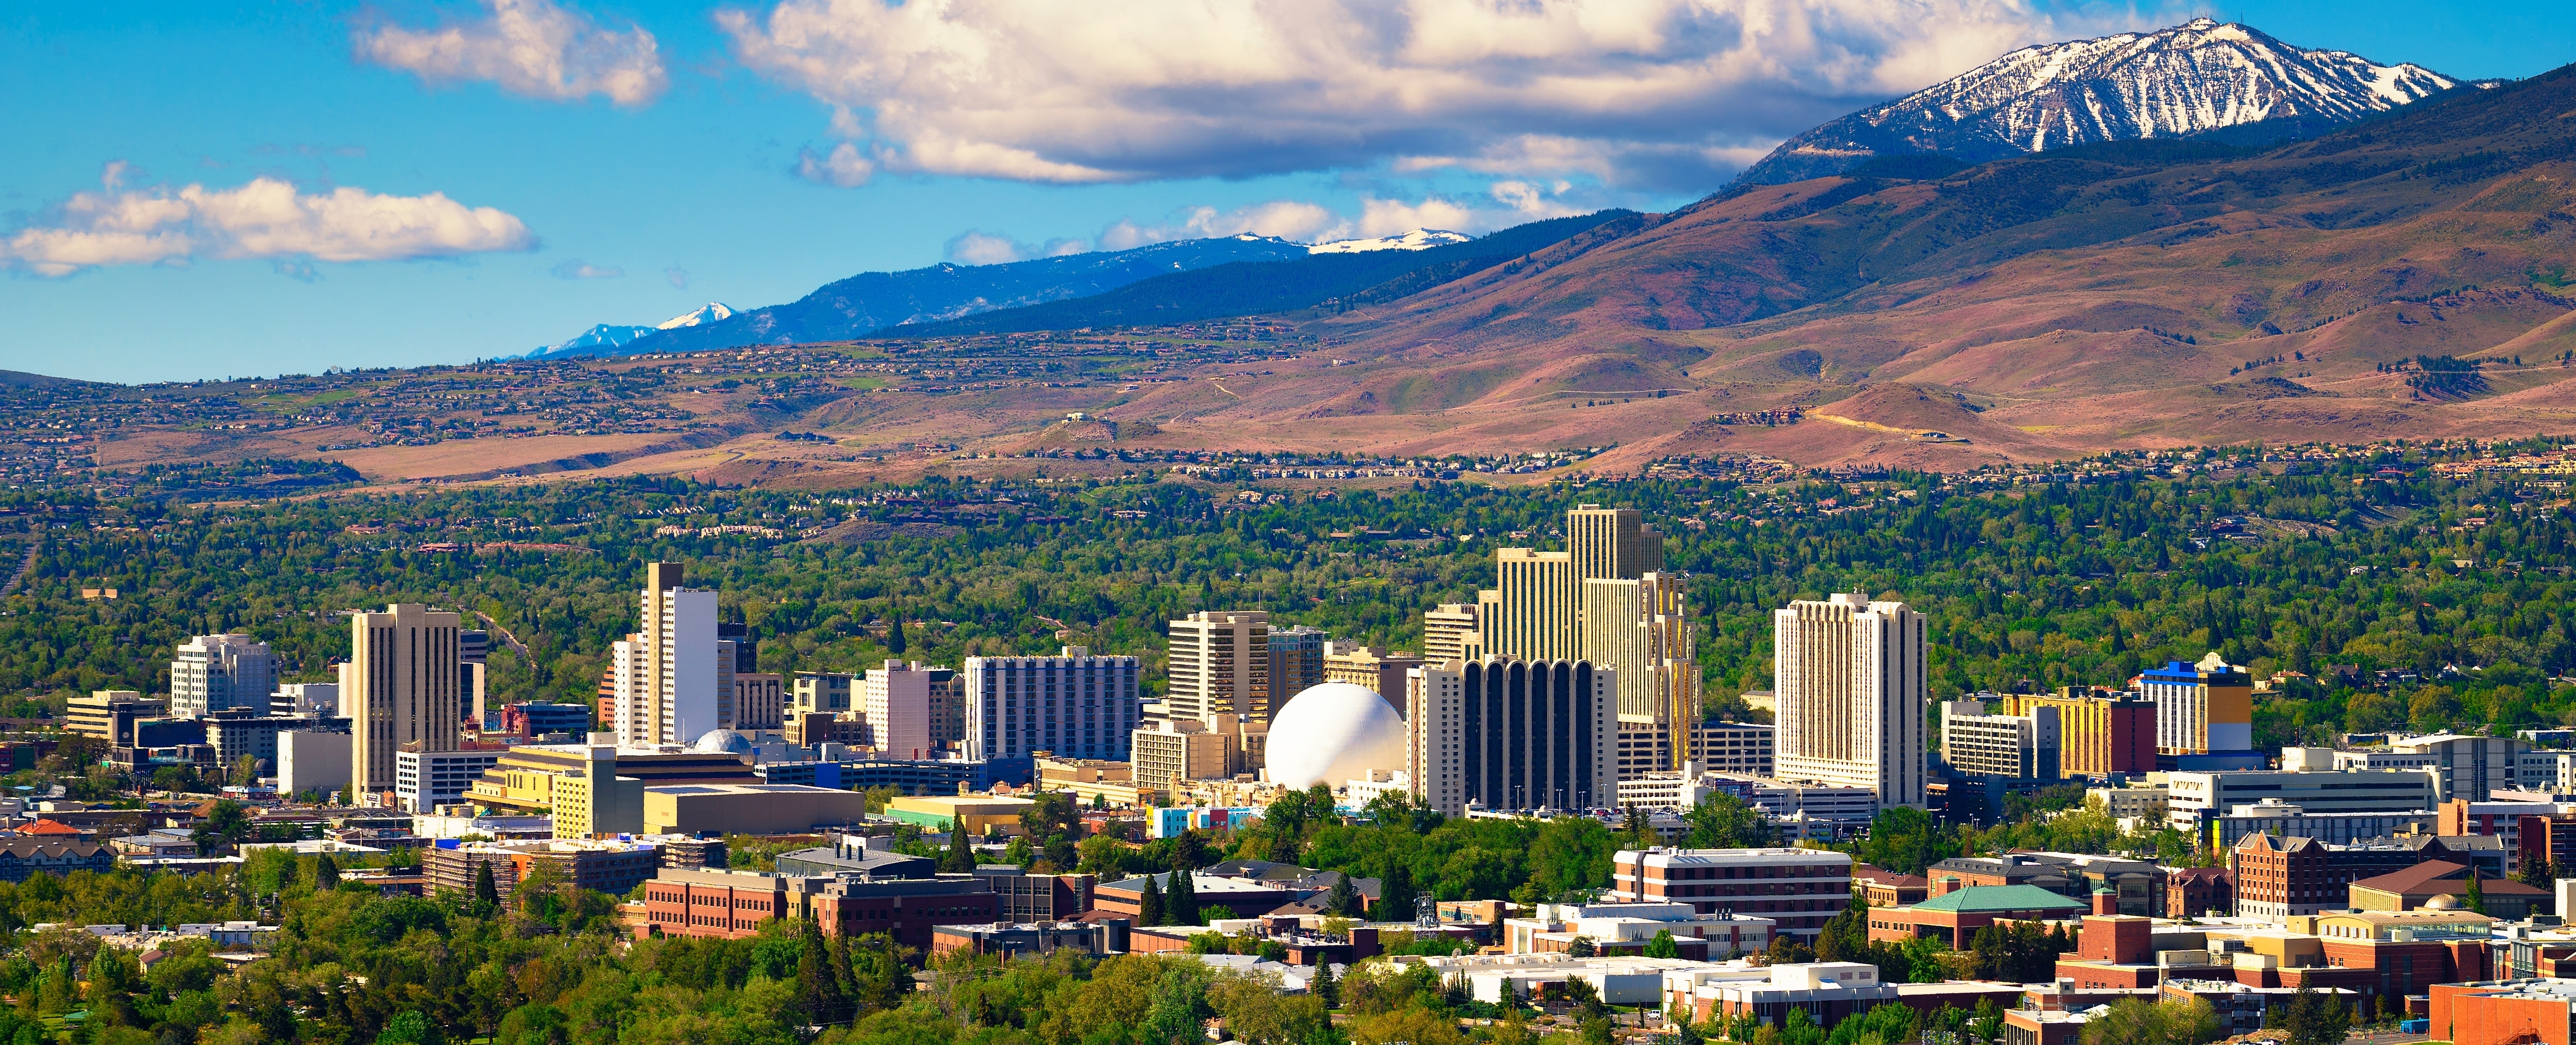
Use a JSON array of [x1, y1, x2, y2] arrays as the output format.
[[932, 920, 1129, 960], [2165, 867, 2232, 921], [641, 783, 870, 836], [67, 691, 166, 745], [884, 795, 1033, 836], [2349, 860, 2548, 920], [1503, 901, 1773, 958], [0, 839, 116, 880], [1852, 864, 1929, 908], [1092, 871, 1302, 920], [2231, 834, 2431, 920], [2165, 769, 2438, 831], [1867, 885, 2089, 947], [2207, 800, 2437, 851], [394, 746, 507, 814], [424, 838, 662, 900], [2431, 979, 2576, 1045], [1609, 847, 1853, 940], [773, 834, 936, 880], [1679, 961, 1896, 1026]]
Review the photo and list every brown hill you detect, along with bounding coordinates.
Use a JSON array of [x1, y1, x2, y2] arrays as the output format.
[[1131, 62, 2576, 466]]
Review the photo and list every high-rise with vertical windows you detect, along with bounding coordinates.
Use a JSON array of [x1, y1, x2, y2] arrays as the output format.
[[349, 603, 461, 796], [1422, 603, 1482, 666], [1580, 573, 1698, 730], [614, 563, 724, 748], [1484, 550, 1577, 663], [170, 633, 275, 720], [1773, 593, 1926, 808], [1566, 504, 1664, 583], [1266, 625, 1328, 708], [965, 647, 1140, 779], [1165, 612, 1269, 724], [1404, 658, 1615, 815]]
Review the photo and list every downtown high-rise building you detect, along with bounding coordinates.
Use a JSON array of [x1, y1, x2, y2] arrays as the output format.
[[1165, 611, 1270, 724], [169, 633, 275, 719], [1473, 504, 1699, 771], [612, 563, 728, 748], [1405, 657, 1617, 815], [1481, 549, 1576, 662], [1422, 602, 1482, 666], [349, 603, 461, 796], [1266, 625, 1328, 708], [965, 646, 1141, 771], [1773, 593, 1926, 808]]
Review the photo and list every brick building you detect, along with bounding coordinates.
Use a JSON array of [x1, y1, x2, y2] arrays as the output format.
[[0, 839, 113, 882], [1609, 847, 1853, 940], [2428, 978, 2576, 1045], [2165, 867, 2233, 920], [638, 867, 1000, 950], [2231, 835, 2422, 919], [1866, 884, 2088, 947]]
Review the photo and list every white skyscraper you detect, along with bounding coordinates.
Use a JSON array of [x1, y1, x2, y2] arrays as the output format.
[[1773, 593, 1926, 808], [613, 563, 722, 747], [170, 633, 275, 719], [861, 660, 938, 760], [965, 646, 1142, 772]]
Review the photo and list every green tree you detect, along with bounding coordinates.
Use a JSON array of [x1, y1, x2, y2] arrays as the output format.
[[473, 860, 500, 906], [1684, 792, 1774, 849], [940, 819, 977, 872], [1322, 872, 1361, 916], [1139, 873, 1166, 926], [2466, 868, 2487, 914], [315, 853, 340, 890], [1644, 929, 1681, 959], [1376, 860, 1418, 923], [2281, 987, 2351, 1045], [1166, 867, 1202, 926], [1852, 807, 1955, 876]]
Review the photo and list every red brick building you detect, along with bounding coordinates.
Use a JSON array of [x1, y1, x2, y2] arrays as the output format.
[[2430, 981, 2576, 1045], [2231, 834, 2421, 919], [1866, 884, 2087, 947], [637, 867, 999, 950], [2164, 867, 2232, 920], [1611, 847, 1854, 941]]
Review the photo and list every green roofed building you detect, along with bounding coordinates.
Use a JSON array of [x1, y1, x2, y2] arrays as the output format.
[[1864, 883, 2090, 948]]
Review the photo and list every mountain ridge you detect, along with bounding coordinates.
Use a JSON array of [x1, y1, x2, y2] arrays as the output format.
[[1735, 18, 2476, 187]]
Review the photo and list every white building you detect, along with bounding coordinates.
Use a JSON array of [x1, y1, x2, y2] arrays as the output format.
[[1505, 900, 1774, 956], [2087, 784, 2170, 831], [2208, 799, 2438, 849], [1676, 963, 1894, 1022], [1773, 594, 1925, 808], [1412, 952, 1730, 1007], [2163, 769, 2438, 830], [394, 748, 507, 813], [277, 730, 351, 798], [171, 633, 275, 719], [963, 646, 1141, 768], [1939, 698, 2059, 779], [1166, 611, 1270, 724], [614, 563, 725, 748], [861, 660, 938, 760], [270, 682, 340, 718]]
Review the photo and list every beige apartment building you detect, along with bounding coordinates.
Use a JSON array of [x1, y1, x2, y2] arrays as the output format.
[[1165, 611, 1270, 723], [350, 603, 462, 796]]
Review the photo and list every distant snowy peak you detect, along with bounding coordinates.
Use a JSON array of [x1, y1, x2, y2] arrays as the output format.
[[1736, 18, 2473, 186], [658, 303, 735, 329], [536, 323, 655, 356], [1307, 229, 1472, 254]]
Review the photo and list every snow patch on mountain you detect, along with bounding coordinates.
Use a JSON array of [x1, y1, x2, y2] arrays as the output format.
[[1308, 229, 1472, 254], [1735, 18, 2475, 186], [657, 303, 736, 329]]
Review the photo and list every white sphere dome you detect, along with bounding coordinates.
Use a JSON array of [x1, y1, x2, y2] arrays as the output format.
[[692, 729, 754, 755], [1265, 682, 1407, 790]]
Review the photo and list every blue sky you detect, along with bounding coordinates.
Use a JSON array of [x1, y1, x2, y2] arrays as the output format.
[[0, 0, 2567, 385]]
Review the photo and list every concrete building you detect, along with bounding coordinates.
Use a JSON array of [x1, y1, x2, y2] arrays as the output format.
[[613, 563, 726, 748], [790, 671, 855, 715], [426, 837, 661, 901], [271, 682, 341, 718], [2350, 860, 2547, 920], [1506, 900, 1773, 957], [1866, 884, 2089, 946], [394, 746, 507, 813], [1267, 626, 1328, 709], [169, 633, 275, 719], [965, 646, 1142, 775], [1940, 699, 2060, 781], [1998, 689, 2155, 778], [731, 673, 783, 731], [1483, 549, 1577, 664], [2207, 800, 2437, 850], [2379, 734, 2534, 803], [467, 743, 755, 836], [2231, 834, 2430, 919], [69, 690, 167, 745], [1131, 714, 1252, 793], [1166, 611, 1270, 723], [1581, 572, 1697, 748], [206, 708, 341, 775], [1403, 658, 1615, 815], [2144, 653, 2253, 756], [1608, 846, 1854, 940], [2164, 768, 2437, 831], [277, 730, 352, 798], [861, 660, 939, 760], [1773, 594, 1927, 808], [1423, 603, 1482, 666], [885, 794, 1034, 836], [1322, 645, 1420, 708], [348, 603, 462, 797], [641, 783, 870, 835], [460, 629, 489, 725]]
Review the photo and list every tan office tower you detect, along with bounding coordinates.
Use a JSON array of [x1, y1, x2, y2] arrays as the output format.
[[1581, 572, 1700, 761], [1405, 658, 1616, 815], [349, 603, 461, 796], [1484, 549, 1576, 662], [1566, 504, 1664, 582], [1423, 603, 1481, 666], [1773, 593, 1926, 808], [1166, 611, 1270, 723]]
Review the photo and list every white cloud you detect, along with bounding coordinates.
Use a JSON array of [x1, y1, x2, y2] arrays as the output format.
[[719, 0, 2089, 189], [942, 230, 1090, 265], [1095, 181, 1587, 250], [665, 265, 691, 288], [359, 0, 667, 106], [794, 142, 877, 187], [1, 167, 536, 278], [551, 259, 623, 278]]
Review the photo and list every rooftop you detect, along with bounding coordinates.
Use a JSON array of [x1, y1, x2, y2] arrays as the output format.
[[1910, 885, 2091, 914]]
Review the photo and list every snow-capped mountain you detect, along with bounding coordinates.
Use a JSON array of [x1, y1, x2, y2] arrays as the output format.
[[1736, 18, 2473, 186], [529, 303, 736, 358], [1307, 229, 1472, 254], [657, 303, 735, 330]]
